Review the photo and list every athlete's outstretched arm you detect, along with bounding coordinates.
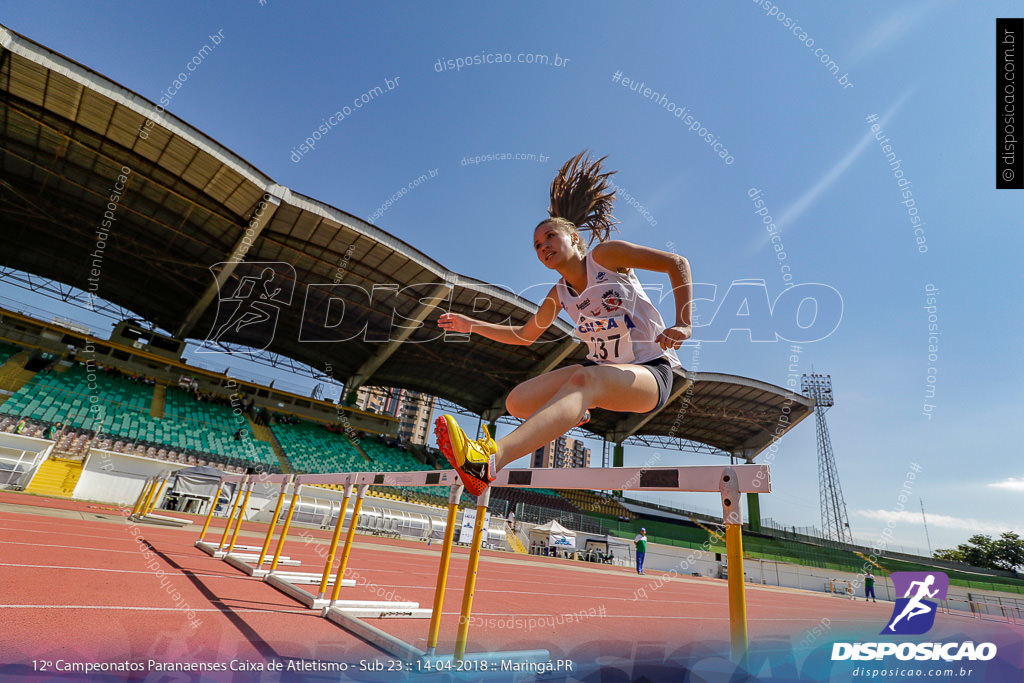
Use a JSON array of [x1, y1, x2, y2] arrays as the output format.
[[437, 286, 560, 346], [591, 240, 692, 348]]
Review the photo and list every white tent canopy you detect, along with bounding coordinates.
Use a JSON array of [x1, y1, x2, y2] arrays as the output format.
[[529, 519, 577, 548]]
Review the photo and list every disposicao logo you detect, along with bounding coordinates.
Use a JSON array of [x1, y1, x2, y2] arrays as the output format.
[[883, 571, 948, 635], [831, 572, 998, 662]]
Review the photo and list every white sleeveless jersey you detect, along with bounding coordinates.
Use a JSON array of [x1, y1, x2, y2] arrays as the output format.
[[555, 252, 682, 367]]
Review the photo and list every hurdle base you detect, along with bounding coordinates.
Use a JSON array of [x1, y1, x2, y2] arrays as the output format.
[[226, 551, 300, 566], [323, 608, 427, 662], [264, 572, 358, 609], [195, 541, 301, 563], [223, 553, 302, 576], [323, 606, 546, 666], [268, 570, 357, 586], [325, 605, 432, 619], [195, 540, 226, 557], [130, 513, 192, 527], [196, 541, 272, 558]]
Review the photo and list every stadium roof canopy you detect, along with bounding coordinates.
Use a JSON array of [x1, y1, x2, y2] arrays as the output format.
[[0, 25, 813, 459]]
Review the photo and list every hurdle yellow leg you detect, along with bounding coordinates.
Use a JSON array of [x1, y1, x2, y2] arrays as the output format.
[[198, 483, 226, 544], [146, 475, 168, 514], [138, 477, 158, 516], [133, 478, 155, 516], [256, 477, 292, 568], [226, 480, 254, 554], [427, 484, 463, 652], [269, 483, 302, 572], [329, 484, 367, 603], [131, 478, 154, 516], [139, 475, 163, 516], [726, 523, 748, 662], [454, 489, 490, 661], [218, 478, 247, 549], [719, 467, 748, 665], [317, 483, 353, 599]]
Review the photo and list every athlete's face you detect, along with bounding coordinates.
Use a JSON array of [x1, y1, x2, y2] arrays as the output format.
[[533, 223, 577, 269]]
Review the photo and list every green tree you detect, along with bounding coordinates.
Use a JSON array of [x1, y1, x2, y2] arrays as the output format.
[[934, 532, 1024, 571], [992, 532, 1024, 571]]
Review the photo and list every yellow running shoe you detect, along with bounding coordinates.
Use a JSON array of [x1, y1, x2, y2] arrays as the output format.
[[434, 415, 496, 496]]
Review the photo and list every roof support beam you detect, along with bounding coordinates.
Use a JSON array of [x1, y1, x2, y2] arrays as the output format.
[[344, 283, 452, 398], [174, 194, 281, 339], [607, 372, 692, 444]]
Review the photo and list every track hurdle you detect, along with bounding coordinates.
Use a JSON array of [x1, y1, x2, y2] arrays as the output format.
[[489, 463, 762, 664], [195, 475, 247, 558], [129, 471, 194, 527], [146, 474, 168, 515], [190, 464, 768, 666], [312, 463, 767, 666], [196, 473, 302, 569], [196, 481, 227, 544], [227, 474, 295, 577], [264, 474, 416, 613], [223, 474, 302, 573], [425, 482, 464, 655], [129, 476, 156, 517], [131, 473, 164, 519]]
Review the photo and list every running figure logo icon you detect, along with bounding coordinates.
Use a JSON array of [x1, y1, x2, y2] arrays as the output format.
[[197, 262, 295, 353], [881, 572, 949, 635]]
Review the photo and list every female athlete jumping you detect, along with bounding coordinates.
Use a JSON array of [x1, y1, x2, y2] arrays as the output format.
[[435, 152, 692, 495]]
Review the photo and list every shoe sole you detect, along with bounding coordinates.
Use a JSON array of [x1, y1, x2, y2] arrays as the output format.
[[437, 415, 466, 466], [434, 416, 489, 497]]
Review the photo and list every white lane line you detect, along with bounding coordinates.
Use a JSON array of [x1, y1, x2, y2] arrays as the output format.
[[0, 540, 197, 555], [0, 562, 256, 580], [0, 604, 312, 614]]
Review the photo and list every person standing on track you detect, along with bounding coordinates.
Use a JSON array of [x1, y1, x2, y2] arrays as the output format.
[[634, 527, 648, 575], [434, 151, 692, 496], [864, 569, 877, 602]]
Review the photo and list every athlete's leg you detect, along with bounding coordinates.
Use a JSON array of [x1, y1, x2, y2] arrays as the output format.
[[505, 365, 585, 419], [494, 363, 659, 470]]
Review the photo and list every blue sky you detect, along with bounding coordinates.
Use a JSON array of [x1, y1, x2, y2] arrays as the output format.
[[1, 1, 1022, 554]]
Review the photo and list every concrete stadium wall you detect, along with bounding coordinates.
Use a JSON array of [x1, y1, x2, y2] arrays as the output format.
[[0, 433, 53, 489], [73, 449, 188, 506], [0, 432, 52, 454]]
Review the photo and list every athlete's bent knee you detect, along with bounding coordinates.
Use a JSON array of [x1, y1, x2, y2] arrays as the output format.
[[567, 366, 589, 390], [505, 393, 529, 419]]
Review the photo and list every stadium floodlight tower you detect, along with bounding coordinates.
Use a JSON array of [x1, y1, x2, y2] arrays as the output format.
[[801, 373, 853, 545]]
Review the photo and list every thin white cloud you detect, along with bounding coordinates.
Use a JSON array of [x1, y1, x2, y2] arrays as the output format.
[[855, 509, 1014, 534], [845, 1, 945, 70], [773, 130, 875, 230], [749, 90, 913, 254], [989, 477, 1024, 491]]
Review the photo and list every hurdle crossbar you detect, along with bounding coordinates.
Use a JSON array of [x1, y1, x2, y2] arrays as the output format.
[[293, 464, 768, 493]]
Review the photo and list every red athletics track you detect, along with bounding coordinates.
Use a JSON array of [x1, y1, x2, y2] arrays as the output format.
[[2, 490, 1022, 681]]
